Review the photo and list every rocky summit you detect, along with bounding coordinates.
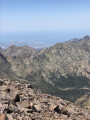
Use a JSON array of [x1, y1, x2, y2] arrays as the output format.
[[0, 78, 90, 120]]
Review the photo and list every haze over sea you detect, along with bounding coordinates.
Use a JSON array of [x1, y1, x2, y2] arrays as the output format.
[[0, 0, 90, 48], [0, 31, 90, 49]]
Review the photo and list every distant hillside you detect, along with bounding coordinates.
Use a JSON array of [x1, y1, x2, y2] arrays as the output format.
[[0, 51, 30, 83], [27, 36, 90, 102], [1, 36, 90, 102], [3, 45, 37, 77], [4, 45, 36, 57], [0, 53, 13, 79]]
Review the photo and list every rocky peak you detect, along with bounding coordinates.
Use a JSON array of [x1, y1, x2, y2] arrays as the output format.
[[67, 35, 90, 43], [83, 35, 90, 41], [4, 45, 36, 57], [0, 78, 90, 120]]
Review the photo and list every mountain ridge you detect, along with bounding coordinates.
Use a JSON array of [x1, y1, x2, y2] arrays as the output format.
[[0, 35, 90, 102], [66, 35, 90, 43]]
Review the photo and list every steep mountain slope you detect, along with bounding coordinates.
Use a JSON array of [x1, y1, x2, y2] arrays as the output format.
[[0, 53, 13, 79], [4, 36, 90, 102], [30, 39, 90, 81], [75, 92, 90, 109], [4, 45, 37, 77], [0, 51, 30, 84], [27, 37, 90, 102]]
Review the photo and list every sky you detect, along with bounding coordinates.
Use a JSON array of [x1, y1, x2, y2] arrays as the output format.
[[0, 0, 90, 48]]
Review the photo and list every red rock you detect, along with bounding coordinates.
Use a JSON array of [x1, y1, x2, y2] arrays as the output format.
[[0, 114, 5, 120]]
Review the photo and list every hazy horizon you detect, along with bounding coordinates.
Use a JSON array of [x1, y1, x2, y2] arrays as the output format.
[[0, 0, 90, 48]]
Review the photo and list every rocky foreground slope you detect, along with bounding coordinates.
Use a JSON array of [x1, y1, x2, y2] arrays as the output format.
[[0, 78, 90, 120], [75, 92, 90, 109]]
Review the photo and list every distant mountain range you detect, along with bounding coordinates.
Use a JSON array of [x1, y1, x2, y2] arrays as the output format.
[[0, 35, 90, 102], [67, 35, 90, 43]]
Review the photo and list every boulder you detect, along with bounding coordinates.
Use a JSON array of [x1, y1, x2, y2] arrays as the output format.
[[0, 114, 8, 120]]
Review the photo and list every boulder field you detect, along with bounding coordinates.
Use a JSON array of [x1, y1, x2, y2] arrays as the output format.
[[0, 78, 90, 120]]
